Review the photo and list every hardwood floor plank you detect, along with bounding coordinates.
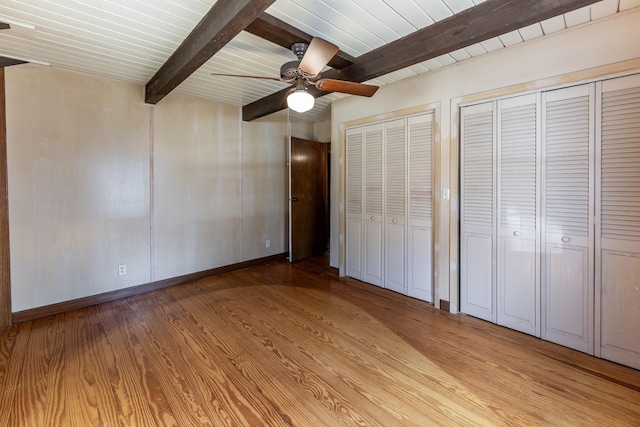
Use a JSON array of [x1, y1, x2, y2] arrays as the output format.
[[64, 307, 120, 427], [9, 317, 65, 426], [117, 295, 215, 427], [138, 293, 286, 426], [139, 290, 291, 426], [63, 309, 107, 427], [173, 281, 349, 426], [1, 256, 639, 426], [0, 323, 30, 427], [97, 300, 174, 426]]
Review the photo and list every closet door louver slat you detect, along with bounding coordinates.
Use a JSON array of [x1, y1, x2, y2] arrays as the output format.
[[346, 127, 363, 279], [346, 130, 363, 216], [500, 102, 537, 231], [463, 110, 494, 229], [385, 121, 406, 219], [545, 96, 591, 239], [365, 127, 383, 217], [601, 86, 640, 241], [409, 117, 433, 222]]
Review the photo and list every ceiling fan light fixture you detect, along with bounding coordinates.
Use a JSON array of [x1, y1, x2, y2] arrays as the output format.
[[287, 88, 314, 113]]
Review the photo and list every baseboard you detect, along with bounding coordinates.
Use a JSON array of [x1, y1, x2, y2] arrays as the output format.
[[12, 253, 287, 324]]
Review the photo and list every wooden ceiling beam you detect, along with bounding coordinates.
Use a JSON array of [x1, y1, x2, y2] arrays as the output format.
[[243, 0, 600, 121], [0, 56, 25, 68], [245, 13, 355, 70], [145, 0, 276, 105]]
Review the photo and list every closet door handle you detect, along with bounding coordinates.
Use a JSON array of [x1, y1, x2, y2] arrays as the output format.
[[392, 219, 397, 224], [561, 236, 571, 243], [370, 216, 375, 221], [513, 231, 521, 237]]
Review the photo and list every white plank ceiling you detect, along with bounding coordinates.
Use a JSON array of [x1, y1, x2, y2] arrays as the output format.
[[0, 0, 637, 122]]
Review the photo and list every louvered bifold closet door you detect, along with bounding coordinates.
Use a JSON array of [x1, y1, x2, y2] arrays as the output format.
[[497, 94, 540, 336], [363, 123, 384, 287], [346, 127, 364, 280], [542, 84, 595, 354], [384, 119, 407, 293], [407, 113, 434, 302], [598, 74, 640, 370], [461, 102, 496, 322]]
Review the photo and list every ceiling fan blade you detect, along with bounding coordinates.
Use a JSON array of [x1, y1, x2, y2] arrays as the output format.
[[210, 73, 284, 82], [298, 38, 339, 76], [314, 79, 379, 97]]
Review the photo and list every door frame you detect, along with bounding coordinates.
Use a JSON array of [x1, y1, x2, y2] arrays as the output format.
[[0, 68, 12, 329]]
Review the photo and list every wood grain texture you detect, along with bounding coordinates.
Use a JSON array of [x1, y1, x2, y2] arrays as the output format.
[[1, 255, 639, 425], [0, 68, 10, 330], [290, 138, 327, 262], [0, 57, 25, 68], [144, 0, 276, 104]]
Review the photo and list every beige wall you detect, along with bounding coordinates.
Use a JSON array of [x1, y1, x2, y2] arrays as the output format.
[[314, 120, 331, 143], [153, 94, 242, 281], [5, 66, 311, 312], [330, 8, 640, 311]]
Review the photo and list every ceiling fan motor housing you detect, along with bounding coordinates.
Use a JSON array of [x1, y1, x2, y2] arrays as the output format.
[[280, 60, 315, 81], [290, 42, 308, 59], [281, 60, 301, 79]]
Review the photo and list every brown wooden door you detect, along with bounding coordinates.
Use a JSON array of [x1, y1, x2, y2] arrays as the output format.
[[289, 137, 328, 262]]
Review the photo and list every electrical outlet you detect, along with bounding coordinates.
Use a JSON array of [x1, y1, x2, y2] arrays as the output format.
[[118, 264, 126, 276], [265, 240, 271, 248]]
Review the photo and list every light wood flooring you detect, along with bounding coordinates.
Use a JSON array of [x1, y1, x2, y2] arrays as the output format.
[[1, 256, 639, 426]]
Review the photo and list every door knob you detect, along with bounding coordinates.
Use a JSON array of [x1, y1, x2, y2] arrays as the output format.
[[561, 236, 571, 243], [370, 216, 375, 221], [291, 197, 298, 202], [392, 219, 397, 224], [513, 231, 521, 237]]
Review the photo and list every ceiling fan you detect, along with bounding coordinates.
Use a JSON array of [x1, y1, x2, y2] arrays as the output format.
[[211, 37, 379, 113]]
